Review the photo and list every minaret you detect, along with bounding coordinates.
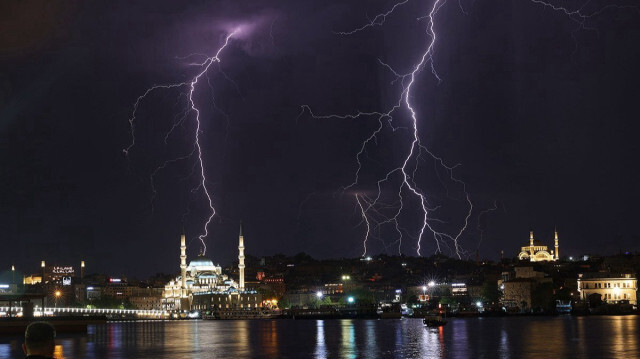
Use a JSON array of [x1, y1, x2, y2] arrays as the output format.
[[529, 231, 535, 257], [80, 260, 85, 281], [180, 228, 187, 295], [554, 228, 559, 260], [238, 223, 245, 291]]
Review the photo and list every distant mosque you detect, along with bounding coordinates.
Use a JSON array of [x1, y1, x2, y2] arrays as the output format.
[[517, 230, 560, 262], [162, 225, 256, 312]]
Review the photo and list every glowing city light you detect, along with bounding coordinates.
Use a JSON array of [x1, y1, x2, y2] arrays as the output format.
[[347, 296, 355, 304], [428, 281, 435, 287], [316, 291, 323, 298]]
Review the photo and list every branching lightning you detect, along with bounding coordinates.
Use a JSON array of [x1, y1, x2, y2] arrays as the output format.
[[303, 0, 636, 258], [334, 0, 410, 35], [303, 0, 472, 258], [355, 194, 372, 256], [476, 200, 498, 250], [124, 31, 238, 255]]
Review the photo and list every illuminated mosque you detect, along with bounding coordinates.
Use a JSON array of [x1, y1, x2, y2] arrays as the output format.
[[517, 230, 560, 262], [162, 225, 248, 311]]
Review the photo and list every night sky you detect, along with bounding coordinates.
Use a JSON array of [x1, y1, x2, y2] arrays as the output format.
[[1, 0, 639, 278]]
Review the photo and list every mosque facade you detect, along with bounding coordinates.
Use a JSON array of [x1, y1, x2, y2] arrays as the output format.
[[162, 226, 260, 312], [517, 230, 560, 262]]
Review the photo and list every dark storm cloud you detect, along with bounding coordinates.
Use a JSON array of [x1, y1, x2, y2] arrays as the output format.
[[1, 0, 639, 277]]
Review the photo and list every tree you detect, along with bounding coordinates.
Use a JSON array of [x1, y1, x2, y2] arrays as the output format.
[[278, 297, 290, 309], [351, 288, 376, 305], [406, 294, 418, 306], [554, 287, 572, 302], [531, 282, 554, 312], [481, 280, 501, 303], [89, 295, 134, 309]]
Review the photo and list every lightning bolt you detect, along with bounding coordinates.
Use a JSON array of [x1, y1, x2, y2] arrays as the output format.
[[124, 31, 237, 255], [355, 194, 372, 257], [303, 0, 471, 259], [334, 0, 410, 35], [304, 0, 636, 259], [476, 200, 498, 250]]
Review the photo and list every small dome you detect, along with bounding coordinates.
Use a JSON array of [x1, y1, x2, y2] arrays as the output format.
[[188, 255, 215, 268]]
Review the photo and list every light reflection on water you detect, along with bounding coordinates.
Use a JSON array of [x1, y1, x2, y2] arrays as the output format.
[[0, 316, 639, 358], [315, 320, 327, 358]]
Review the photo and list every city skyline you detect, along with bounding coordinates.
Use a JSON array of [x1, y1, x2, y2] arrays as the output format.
[[1, 0, 639, 277]]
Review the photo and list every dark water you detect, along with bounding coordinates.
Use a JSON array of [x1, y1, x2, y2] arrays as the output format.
[[1, 316, 638, 358]]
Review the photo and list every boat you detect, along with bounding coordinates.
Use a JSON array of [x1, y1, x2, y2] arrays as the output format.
[[377, 303, 402, 319], [423, 314, 447, 327]]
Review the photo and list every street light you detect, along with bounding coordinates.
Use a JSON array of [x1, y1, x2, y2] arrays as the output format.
[[316, 291, 323, 299], [54, 290, 62, 309], [347, 296, 355, 304], [428, 281, 435, 287]]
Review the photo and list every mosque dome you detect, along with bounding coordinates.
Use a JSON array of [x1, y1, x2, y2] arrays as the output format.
[[188, 255, 215, 269]]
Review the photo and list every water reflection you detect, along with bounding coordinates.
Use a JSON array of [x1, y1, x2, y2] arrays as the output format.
[[364, 320, 377, 356], [53, 344, 66, 359], [315, 320, 327, 359], [421, 324, 446, 358], [498, 328, 509, 359], [340, 319, 357, 358], [258, 320, 278, 358], [0, 316, 639, 358], [607, 316, 638, 355], [521, 317, 568, 359], [0, 344, 12, 358], [449, 316, 467, 356]]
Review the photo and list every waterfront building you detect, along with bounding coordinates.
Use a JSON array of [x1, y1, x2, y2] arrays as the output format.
[[518, 230, 560, 262], [577, 273, 637, 305], [162, 226, 259, 312], [191, 291, 262, 311], [501, 266, 552, 311], [129, 295, 163, 310], [502, 278, 536, 310], [86, 286, 101, 301], [451, 283, 468, 297]]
